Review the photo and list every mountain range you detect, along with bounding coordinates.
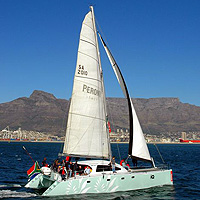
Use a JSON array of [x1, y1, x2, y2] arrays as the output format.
[[0, 90, 200, 136]]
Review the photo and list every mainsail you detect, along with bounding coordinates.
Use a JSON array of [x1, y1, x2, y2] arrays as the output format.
[[63, 9, 110, 159], [98, 33, 151, 162]]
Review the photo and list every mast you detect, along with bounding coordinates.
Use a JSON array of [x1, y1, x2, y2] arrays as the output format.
[[90, 6, 112, 160]]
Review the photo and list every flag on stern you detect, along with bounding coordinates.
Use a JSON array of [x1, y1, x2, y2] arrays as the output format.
[[27, 161, 41, 180]]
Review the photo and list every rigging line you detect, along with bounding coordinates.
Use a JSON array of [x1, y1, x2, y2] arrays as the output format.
[[64, 97, 74, 153], [95, 17, 113, 52], [59, 143, 64, 157], [59, 104, 69, 154], [106, 99, 121, 161], [145, 125, 165, 164], [117, 140, 122, 162], [154, 143, 165, 164], [106, 98, 121, 160]]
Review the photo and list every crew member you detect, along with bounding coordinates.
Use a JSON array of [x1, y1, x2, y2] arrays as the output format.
[[110, 156, 116, 173], [42, 157, 48, 167]]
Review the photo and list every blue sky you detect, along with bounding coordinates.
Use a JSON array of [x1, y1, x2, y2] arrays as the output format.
[[0, 0, 200, 106]]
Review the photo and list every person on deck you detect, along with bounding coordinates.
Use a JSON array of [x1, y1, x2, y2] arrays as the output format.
[[52, 159, 58, 171], [62, 159, 66, 167], [132, 157, 138, 167], [110, 156, 116, 173], [77, 165, 83, 176], [73, 161, 78, 177], [61, 166, 67, 180], [42, 157, 48, 167], [68, 161, 73, 178]]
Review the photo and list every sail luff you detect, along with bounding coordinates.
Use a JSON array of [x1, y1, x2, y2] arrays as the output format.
[[98, 33, 151, 162]]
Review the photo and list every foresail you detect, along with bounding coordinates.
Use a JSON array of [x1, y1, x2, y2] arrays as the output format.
[[63, 10, 109, 159], [99, 33, 151, 162], [131, 100, 151, 161]]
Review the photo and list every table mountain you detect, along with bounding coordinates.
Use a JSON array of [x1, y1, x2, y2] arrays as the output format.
[[0, 90, 200, 135]]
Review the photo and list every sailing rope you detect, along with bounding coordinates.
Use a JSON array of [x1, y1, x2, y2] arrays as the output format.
[[59, 101, 70, 155], [146, 126, 165, 164], [106, 99, 122, 161], [96, 18, 112, 52], [154, 144, 165, 164], [117, 140, 122, 161]]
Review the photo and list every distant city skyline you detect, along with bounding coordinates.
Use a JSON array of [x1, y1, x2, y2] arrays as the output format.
[[1, 0, 200, 106]]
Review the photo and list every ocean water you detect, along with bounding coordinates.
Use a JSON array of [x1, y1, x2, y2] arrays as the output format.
[[0, 142, 200, 200]]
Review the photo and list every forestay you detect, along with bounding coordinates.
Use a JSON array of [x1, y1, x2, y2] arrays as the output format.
[[98, 33, 151, 162], [63, 10, 109, 159]]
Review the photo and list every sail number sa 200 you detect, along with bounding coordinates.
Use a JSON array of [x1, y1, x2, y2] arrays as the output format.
[[78, 65, 88, 76]]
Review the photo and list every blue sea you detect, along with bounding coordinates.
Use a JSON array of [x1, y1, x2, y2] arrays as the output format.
[[0, 142, 200, 200]]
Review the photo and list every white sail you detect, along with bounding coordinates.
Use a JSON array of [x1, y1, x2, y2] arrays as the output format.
[[98, 33, 151, 162], [130, 100, 151, 161], [63, 10, 109, 159]]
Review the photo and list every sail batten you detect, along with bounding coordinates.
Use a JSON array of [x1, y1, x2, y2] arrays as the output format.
[[75, 75, 102, 82], [80, 39, 97, 47], [78, 51, 99, 63]]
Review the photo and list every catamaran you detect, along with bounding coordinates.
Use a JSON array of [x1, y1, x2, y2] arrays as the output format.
[[25, 6, 173, 196]]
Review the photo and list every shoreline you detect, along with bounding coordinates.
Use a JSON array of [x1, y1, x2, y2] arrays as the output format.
[[0, 140, 200, 144]]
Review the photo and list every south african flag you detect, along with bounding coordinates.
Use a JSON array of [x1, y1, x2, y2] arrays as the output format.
[[27, 161, 41, 180]]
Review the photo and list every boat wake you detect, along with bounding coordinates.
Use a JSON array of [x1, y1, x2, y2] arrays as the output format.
[[0, 190, 36, 199], [0, 184, 22, 188]]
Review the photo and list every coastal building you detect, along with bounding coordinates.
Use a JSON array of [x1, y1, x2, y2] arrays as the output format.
[[181, 132, 187, 140]]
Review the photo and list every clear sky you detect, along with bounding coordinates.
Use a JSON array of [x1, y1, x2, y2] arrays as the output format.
[[0, 0, 200, 106]]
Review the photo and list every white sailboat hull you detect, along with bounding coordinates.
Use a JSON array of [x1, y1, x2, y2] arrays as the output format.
[[42, 169, 173, 196], [25, 171, 61, 189]]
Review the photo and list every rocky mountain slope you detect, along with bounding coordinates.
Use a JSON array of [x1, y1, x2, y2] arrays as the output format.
[[0, 91, 69, 136], [0, 90, 200, 135], [106, 97, 200, 134]]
